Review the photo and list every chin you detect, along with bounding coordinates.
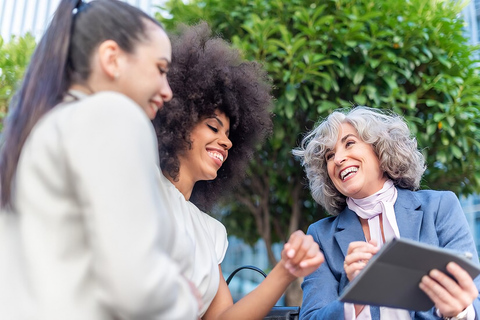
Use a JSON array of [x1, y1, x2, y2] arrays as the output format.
[[207, 172, 219, 181]]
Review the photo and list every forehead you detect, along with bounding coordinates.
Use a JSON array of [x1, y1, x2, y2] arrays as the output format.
[[338, 122, 358, 138], [322, 121, 357, 151], [141, 24, 172, 60], [213, 110, 230, 127]]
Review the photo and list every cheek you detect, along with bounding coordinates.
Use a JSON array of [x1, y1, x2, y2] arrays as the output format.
[[326, 163, 336, 180]]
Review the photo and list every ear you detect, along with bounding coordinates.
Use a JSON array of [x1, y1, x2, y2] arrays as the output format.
[[97, 40, 124, 80]]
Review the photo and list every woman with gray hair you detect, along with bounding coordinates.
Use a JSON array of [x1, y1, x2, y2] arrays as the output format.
[[293, 107, 480, 320]]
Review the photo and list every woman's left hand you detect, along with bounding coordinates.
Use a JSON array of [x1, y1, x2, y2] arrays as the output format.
[[419, 262, 478, 317], [280, 230, 324, 278]]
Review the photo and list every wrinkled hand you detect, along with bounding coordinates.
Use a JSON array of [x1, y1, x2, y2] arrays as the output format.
[[344, 240, 379, 282], [281, 230, 324, 278], [419, 262, 478, 318]]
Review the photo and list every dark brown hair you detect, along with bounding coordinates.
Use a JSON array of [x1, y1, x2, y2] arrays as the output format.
[[153, 22, 273, 211], [0, 0, 163, 209]]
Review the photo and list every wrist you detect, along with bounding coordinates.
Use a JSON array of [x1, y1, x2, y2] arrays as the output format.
[[436, 307, 468, 320], [277, 260, 298, 282]]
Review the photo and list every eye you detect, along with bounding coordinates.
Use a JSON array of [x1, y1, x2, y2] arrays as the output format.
[[207, 124, 218, 133], [158, 66, 168, 75], [346, 140, 355, 147], [325, 152, 334, 161]]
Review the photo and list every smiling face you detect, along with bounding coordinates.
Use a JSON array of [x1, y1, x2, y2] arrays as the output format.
[[325, 122, 387, 199], [178, 110, 232, 188], [117, 23, 173, 119]]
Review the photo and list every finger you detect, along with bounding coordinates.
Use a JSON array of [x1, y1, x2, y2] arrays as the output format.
[[420, 272, 464, 316], [352, 269, 361, 279], [429, 264, 478, 310], [282, 242, 293, 261], [299, 244, 324, 268], [347, 241, 378, 256], [344, 251, 374, 266], [285, 230, 305, 259], [288, 252, 325, 277], [347, 241, 371, 254], [424, 270, 457, 305], [345, 260, 368, 272], [345, 260, 368, 281], [290, 235, 316, 265], [298, 252, 325, 270], [447, 262, 478, 297]]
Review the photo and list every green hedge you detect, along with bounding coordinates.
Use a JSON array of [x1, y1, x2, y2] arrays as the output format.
[[0, 33, 36, 131]]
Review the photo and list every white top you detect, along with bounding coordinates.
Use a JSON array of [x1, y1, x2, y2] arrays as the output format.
[[1, 91, 198, 320], [161, 175, 228, 317]]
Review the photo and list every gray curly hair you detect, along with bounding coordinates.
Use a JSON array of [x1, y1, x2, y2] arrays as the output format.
[[293, 107, 426, 216]]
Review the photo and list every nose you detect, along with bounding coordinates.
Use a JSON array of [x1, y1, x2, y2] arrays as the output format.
[[333, 152, 346, 166], [219, 135, 232, 150], [160, 77, 173, 102]]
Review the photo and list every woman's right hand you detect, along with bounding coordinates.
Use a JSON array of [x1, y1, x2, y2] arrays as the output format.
[[344, 240, 379, 282], [281, 230, 324, 278]]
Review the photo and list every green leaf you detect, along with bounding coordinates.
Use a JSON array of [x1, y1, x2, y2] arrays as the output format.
[[353, 66, 366, 85], [285, 101, 294, 119], [353, 94, 367, 105], [317, 100, 338, 113], [437, 55, 452, 69], [451, 145, 462, 159], [426, 123, 437, 136], [285, 83, 297, 102], [433, 113, 445, 122]]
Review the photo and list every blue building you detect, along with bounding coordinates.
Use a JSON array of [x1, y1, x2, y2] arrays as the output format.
[[0, 0, 165, 40]]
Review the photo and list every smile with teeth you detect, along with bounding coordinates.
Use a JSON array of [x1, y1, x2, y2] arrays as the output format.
[[208, 151, 224, 163], [150, 101, 159, 113], [340, 167, 358, 180]]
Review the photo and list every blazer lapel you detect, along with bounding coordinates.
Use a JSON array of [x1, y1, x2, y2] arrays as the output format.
[[394, 188, 423, 241], [334, 189, 423, 320], [334, 207, 366, 258]]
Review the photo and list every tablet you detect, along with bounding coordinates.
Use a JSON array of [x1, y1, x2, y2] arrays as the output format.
[[338, 237, 480, 311]]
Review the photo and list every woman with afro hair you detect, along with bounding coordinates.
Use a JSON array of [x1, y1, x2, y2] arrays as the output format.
[[152, 22, 324, 320]]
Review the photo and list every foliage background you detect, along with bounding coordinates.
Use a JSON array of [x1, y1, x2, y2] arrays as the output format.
[[158, 0, 480, 274], [0, 34, 36, 131]]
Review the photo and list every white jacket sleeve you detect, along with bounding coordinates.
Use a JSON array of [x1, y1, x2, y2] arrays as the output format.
[[62, 92, 197, 319]]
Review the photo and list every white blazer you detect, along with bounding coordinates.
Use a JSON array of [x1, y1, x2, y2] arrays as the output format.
[[0, 91, 198, 320]]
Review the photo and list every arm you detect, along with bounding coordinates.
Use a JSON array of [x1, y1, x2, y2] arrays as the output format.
[[203, 231, 324, 320], [300, 225, 348, 320], [67, 93, 198, 319], [418, 191, 479, 319]]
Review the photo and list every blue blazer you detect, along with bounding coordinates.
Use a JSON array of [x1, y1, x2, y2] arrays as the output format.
[[300, 188, 480, 320]]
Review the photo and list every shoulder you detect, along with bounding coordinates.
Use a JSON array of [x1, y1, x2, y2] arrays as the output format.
[[35, 91, 149, 135], [189, 203, 227, 237], [74, 91, 148, 124], [67, 92, 154, 145], [398, 188, 459, 208]]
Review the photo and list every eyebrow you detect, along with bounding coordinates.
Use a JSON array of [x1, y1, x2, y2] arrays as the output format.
[[340, 133, 357, 143], [324, 133, 357, 154], [214, 116, 230, 135], [158, 57, 171, 67], [214, 116, 224, 127]]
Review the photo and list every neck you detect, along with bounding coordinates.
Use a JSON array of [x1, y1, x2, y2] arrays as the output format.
[[163, 171, 195, 201], [69, 83, 95, 95]]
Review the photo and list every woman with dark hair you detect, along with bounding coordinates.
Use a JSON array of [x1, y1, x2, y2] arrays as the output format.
[[293, 107, 480, 320], [0, 1, 199, 319], [153, 22, 324, 320]]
